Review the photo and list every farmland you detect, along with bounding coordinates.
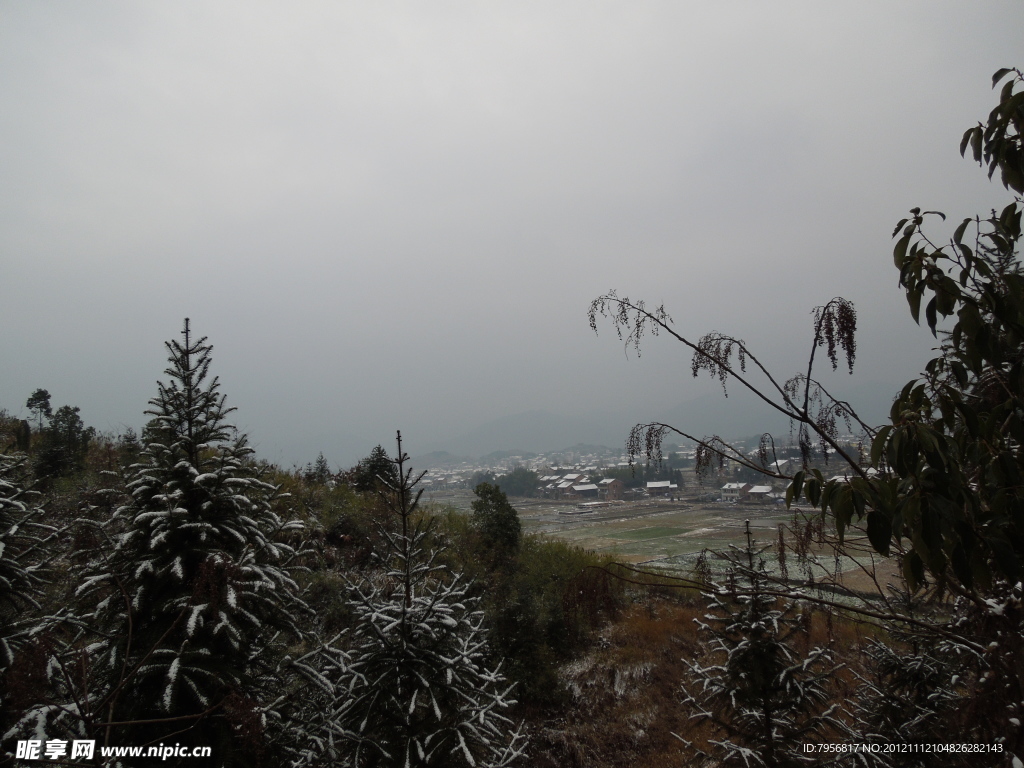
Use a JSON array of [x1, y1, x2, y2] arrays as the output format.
[[428, 490, 798, 563]]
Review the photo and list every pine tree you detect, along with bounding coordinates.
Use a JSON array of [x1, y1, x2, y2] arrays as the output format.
[[25, 389, 52, 433], [34, 404, 95, 478], [678, 521, 842, 768], [0, 452, 50, 709], [471, 483, 521, 565], [303, 452, 332, 486], [325, 433, 527, 768], [350, 444, 399, 492], [840, 581, 1024, 767], [18, 319, 309, 763], [842, 637, 967, 767]]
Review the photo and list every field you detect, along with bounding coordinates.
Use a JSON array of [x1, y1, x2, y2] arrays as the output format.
[[425, 489, 898, 589], [427, 490, 798, 563]]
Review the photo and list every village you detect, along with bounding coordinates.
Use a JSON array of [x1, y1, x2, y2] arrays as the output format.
[[414, 441, 828, 506], [414, 444, 851, 568]]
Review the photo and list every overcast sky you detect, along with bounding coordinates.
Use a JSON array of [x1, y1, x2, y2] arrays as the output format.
[[2, 2, 1021, 466]]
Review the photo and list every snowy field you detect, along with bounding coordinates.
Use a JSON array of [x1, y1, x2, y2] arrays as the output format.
[[425, 490, 898, 594], [427, 490, 806, 563]]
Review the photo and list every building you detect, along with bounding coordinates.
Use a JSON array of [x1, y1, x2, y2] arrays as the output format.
[[722, 482, 752, 502], [770, 459, 795, 476], [646, 480, 679, 496], [570, 483, 599, 499], [555, 480, 574, 498], [598, 478, 624, 500], [747, 485, 773, 502]]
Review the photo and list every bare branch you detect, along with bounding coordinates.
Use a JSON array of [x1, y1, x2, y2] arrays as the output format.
[[627, 423, 793, 480]]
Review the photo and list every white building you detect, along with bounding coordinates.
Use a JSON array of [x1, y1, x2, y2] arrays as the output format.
[[747, 485, 773, 502], [722, 482, 751, 501], [646, 480, 679, 496]]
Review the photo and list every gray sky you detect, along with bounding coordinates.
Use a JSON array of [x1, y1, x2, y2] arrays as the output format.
[[2, 2, 1021, 466]]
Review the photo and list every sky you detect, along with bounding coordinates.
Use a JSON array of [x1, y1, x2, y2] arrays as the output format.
[[1, 1, 1021, 467]]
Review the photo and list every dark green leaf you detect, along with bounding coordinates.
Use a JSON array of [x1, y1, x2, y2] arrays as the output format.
[[970, 127, 983, 162], [992, 67, 1013, 88], [953, 217, 971, 244], [870, 426, 891, 467], [902, 550, 924, 591], [832, 485, 853, 544], [960, 127, 974, 158], [786, 470, 804, 507], [989, 536, 1021, 581], [907, 287, 922, 324], [851, 489, 865, 521], [950, 361, 968, 387], [1000, 77, 1016, 103], [936, 287, 956, 316], [951, 542, 973, 589], [866, 510, 891, 556], [806, 478, 821, 507], [925, 296, 938, 336], [893, 234, 911, 268]]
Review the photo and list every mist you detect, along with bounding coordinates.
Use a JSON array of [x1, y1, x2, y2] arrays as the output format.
[[2, 1, 1021, 467]]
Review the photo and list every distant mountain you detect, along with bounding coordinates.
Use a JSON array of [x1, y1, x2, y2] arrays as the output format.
[[479, 449, 538, 463], [418, 380, 903, 463], [550, 443, 619, 456], [436, 410, 633, 459], [410, 450, 476, 469], [653, 390, 791, 443], [653, 379, 901, 444]]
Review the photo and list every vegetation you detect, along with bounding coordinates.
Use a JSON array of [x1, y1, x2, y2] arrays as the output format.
[[678, 524, 842, 767], [594, 462, 685, 490], [858, 68, 1024, 595], [586, 68, 1024, 764], [0, 327, 622, 765], [5, 320, 312, 765], [2, 68, 1022, 767], [0, 452, 50, 718], [493, 466, 540, 498], [472, 482, 522, 560], [34, 404, 96, 479], [24, 389, 51, 432], [590, 68, 1024, 602], [325, 435, 527, 767], [348, 444, 399, 492]]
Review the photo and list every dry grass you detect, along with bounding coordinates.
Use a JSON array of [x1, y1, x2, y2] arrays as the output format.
[[527, 597, 705, 768], [525, 591, 878, 767]]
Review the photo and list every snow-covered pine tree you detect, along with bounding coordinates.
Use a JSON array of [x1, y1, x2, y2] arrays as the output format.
[[55, 319, 307, 762], [0, 452, 50, 709], [325, 432, 527, 768], [841, 637, 966, 767], [678, 521, 842, 768], [839, 581, 1024, 767]]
